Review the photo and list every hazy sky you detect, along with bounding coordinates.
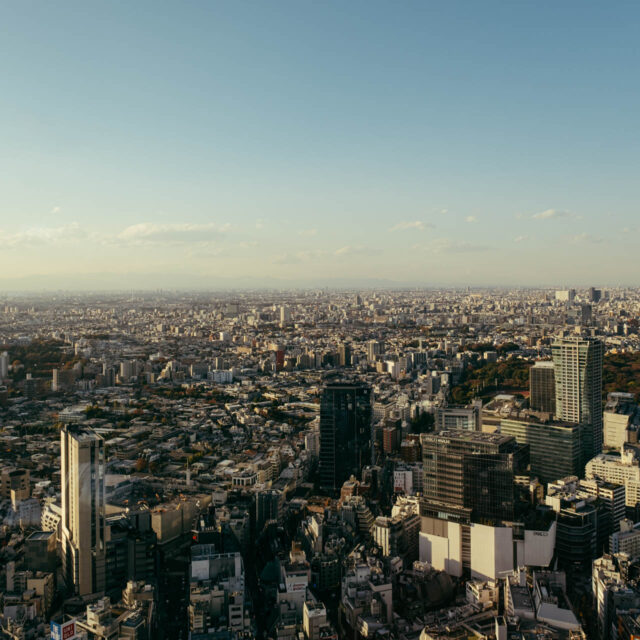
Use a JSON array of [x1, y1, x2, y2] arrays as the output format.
[[1, 1, 639, 289]]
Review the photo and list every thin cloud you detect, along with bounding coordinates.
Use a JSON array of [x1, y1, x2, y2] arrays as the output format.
[[465, 216, 477, 223], [514, 235, 528, 243], [51, 206, 61, 214], [334, 245, 369, 256], [570, 232, 602, 244], [532, 209, 574, 220], [298, 228, 317, 237], [273, 249, 326, 265], [1, 223, 86, 247], [117, 222, 231, 246], [431, 238, 490, 254], [389, 221, 434, 232]]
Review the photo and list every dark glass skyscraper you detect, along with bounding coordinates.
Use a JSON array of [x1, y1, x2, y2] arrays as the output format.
[[319, 381, 373, 491], [529, 361, 556, 414]]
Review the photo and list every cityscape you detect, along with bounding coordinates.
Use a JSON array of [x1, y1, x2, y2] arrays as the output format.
[[1, 288, 640, 640], [2, 2, 640, 640]]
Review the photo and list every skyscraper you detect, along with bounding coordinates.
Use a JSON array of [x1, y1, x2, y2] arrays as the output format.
[[319, 381, 373, 491], [60, 425, 106, 596], [552, 335, 604, 461], [529, 361, 556, 414], [337, 343, 352, 367], [0, 351, 8, 379], [366, 340, 381, 362], [420, 430, 528, 523]]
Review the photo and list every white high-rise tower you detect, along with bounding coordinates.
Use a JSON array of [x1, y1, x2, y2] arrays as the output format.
[[552, 335, 604, 462], [60, 425, 106, 596]]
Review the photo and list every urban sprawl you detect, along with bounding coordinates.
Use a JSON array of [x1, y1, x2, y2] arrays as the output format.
[[3, 287, 640, 640]]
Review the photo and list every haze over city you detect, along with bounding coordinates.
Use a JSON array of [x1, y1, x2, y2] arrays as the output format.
[[2, 1, 639, 290]]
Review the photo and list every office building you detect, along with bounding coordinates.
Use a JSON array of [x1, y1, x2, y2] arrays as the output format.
[[0, 467, 29, 499], [0, 351, 9, 378], [434, 401, 482, 432], [552, 335, 604, 460], [60, 425, 106, 596], [256, 489, 285, 533], [610, 518, 640, 557], [546, 490, 599, 567], [586, 449, 640, 508], [555, 289, 576, 303], [24, 530, 57, 574], [319, 381, 373, 491], [420, 430, 528, 523], [603, 392, 640, 450], [337, 343, 351, 367], [588, 287, 602, 303], [280, 305, 291, 325], [499, 417, 583, 483], [529, 361, 556, 414], [366, 340, 382, 362]]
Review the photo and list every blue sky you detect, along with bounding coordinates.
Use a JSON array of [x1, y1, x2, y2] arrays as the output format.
[[1, 1, 638, 289]]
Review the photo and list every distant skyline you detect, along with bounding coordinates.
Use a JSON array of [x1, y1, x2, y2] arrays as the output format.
[[1, 2, 639, 289]]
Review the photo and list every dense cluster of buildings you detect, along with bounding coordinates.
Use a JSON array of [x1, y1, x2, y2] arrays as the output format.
[[1, 287, 640, 639]]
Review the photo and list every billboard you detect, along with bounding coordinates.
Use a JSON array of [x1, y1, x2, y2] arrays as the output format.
[[51, 620, 76, 640]]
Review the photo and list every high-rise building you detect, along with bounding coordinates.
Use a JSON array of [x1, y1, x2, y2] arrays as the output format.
[[588, 287, 602, 303], [420, 430, 528, 523], [529, 361, 556, 414], [499, 417, 583, 483], [552, 335, 604, 460], [366, 340, 382, 362], [0, 351, 8, 379], [256, 489, 284, 533], [61, 425, 106, 596], [337, 343, 351, 367], [280, 305, 291, 325], [319, 382, 372, 491], [555, 289, 576, 303]]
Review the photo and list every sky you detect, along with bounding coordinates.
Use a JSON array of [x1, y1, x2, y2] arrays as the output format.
[[1, 1, 639, 290]]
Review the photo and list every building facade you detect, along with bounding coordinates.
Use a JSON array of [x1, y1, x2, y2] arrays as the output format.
[[552, 335, 604, 460], [61, 425, 106, 596], [319, 382, 373, 491]]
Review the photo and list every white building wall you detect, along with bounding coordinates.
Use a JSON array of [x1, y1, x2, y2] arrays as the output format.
[[418, 523, 463, 578], [470, 524, 513, 581], [523, 522, 556, 567]]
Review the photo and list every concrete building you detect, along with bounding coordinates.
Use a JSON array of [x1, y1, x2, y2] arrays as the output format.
[[552, 335, 604, 460], [586, 448, 640, 508], [434, 400, 482, 432], [529, 361, 556, 414], [592, 554, 640, 640], [24, 530, 57, 574], [0, 467, 29, 500], [499, 417, 583, 483], [418, 519, 556, 581], [610, 518, 640, 557], [420, 430, 528, 523], [603, 392, 640, 451], [60, 425, 106, 596]]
